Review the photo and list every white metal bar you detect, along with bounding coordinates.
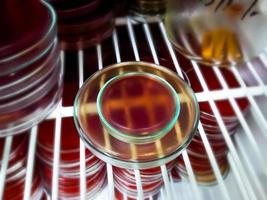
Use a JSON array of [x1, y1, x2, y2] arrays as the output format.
[[227, 154, 250, 200], [182, 151, 203, 200], [194, 86, 267, 101], [144, 20, 200, 200], [171, 23, 233, 199], [0, 136, 13, 199], [159, 19, 230, 200], [106, 163, 115, 199], [23, 126, 38, 200], [231, 67, 267, 140], [234, 134, 266, 199], [78, 50, 85, 87], [213, 67, 267, 172], [158, 21, 183, 77], [51, 51, 64, 200], [115, 17, 161, 26], [52, 102, 62, 200], [143, 23, 159, 65], [47, 84, 267, 119], [191, 61, 257, 200], [97, 44, 103, 70], [169, 172, 176, 199], [127, 17, 140, 61], [198, 124, 231, 200], [78, 50, 87, 200], [97, 43, 115, 199], [134, 169, 144, 200], [259, 53, 267, 68], [112, 29, 122, 63], [143, 22, 177, 200], [160, 165, 173, 200], [125, 17, 148, 200], [246, 62, 266, 88]]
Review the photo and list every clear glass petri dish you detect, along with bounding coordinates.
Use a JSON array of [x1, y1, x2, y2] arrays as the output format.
[[165, 0, 267, 67], [0, 40, 59, 100], [0, 59, 63, 136], [74, 61, 199, 169], [42, 162, 106, 199], [0, 0, 57, 76]]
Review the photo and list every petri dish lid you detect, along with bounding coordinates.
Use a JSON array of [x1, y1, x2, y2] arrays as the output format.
[[74, 61, 199, 169]]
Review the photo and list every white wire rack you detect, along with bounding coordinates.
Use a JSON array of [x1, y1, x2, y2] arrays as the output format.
[[1, 17, 267, 200]]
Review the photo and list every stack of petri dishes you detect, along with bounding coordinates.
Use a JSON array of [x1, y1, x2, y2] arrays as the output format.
[[47, 0, 115, 50], [0, 0, 63, 137], [114, 161, 175, 199], [0, 134, 45, 200], [37, 118, 106, 199], [177, 66, 250, 184], [74, 61, 199, 198], [128, 0, 167, 21]]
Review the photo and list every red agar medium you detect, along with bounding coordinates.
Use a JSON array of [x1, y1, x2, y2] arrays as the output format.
[[99, 74, 177, 137]]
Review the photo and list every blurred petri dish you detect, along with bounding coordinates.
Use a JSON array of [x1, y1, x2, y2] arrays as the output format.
[[165, 0, 267, 67], [188, 138, 227, 155], [0, 0, 57, 75], [0, 58, 61, 114], [177, 159, 229, 185], [0, 40, 59, 100], [0, 133, 27, 162], [114, 168, 163, 199], [0, 40, 55, 87], [42, 162, 106, 199], [59, 15, 114, 50], [128, 0, 167, 22], [58, 3, 113, 35], [4, 172, 43, 200], [0, 61, 63, 136], [53, 0, 115, 50], [74, 61, 199, 169], [178, 156, 227, 175], [51, 0, 101, 20]]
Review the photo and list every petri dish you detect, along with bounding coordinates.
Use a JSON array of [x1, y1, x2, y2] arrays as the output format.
[[41, 162, 106, 199], [0, 60, 63, 136], [0, 0, 57, 76], [52, 0, 115, 50], [0, 40, 59, 100], [51, 0, 101, 20], [60, 20, 114, 50], [128, 0, 167, 22], [74, 61, 199, 169], [177, 159, 229, 185], [58, 3, 113, 35], [165, 0, 267, 67]]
